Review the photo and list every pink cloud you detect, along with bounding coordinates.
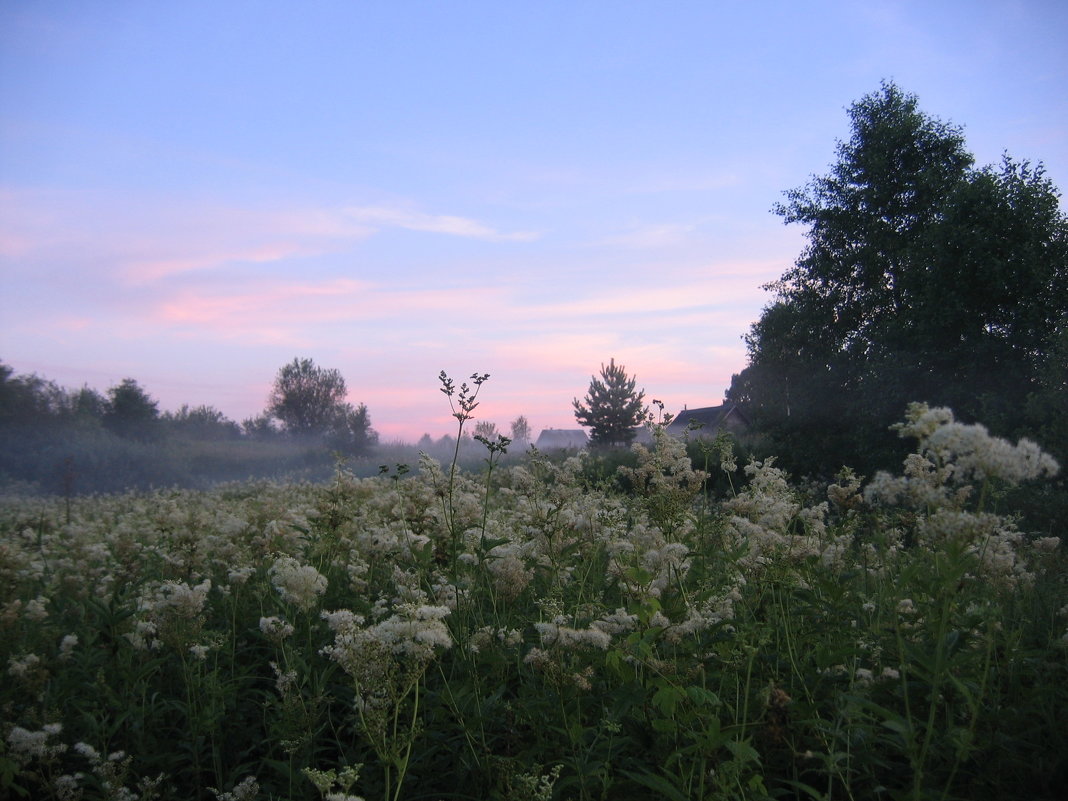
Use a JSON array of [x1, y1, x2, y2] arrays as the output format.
[[124, 242, 311, 283], [148, 279, 514, 347]]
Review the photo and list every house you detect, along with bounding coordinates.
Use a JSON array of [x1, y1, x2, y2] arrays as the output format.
[[534, 428, 589, 450], [665, 403, 750, 439]]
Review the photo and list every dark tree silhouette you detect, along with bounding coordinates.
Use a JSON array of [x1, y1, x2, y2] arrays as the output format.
[[573, 358, 647, 447], [268, 357, 348, 437]]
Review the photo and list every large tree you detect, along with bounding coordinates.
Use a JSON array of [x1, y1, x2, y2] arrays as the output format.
[[267, 357, 377, 453], [731, 81, 1068, 473], [268, 357, 349, 438], [103, 378, 160, 440], [573, 358, 647, 447]]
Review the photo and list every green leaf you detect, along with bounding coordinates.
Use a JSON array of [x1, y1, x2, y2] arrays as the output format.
[[621, 769, 690, 801], [685, 685, 721, 708], [652, 684, 684, 716], [724, 737, 760, 764], [779, 778, 828, 800], [651, 717, 677, 734]]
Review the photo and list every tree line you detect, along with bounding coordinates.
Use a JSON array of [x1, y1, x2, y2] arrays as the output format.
[[0, 357, 379, 494]]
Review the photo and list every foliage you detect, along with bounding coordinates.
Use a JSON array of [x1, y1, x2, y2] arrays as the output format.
[[163, 405, 242, 441], [731, 81, 1068, 482], [474, 420, 499, 440], [0, 361, 390, 494], [102, 379, 161, 441], [573, 358, 647, 448], [326, 403, 380, 456], [510, 415, 532, 445], [2, 391, 1065, 801], [268, 358, 349, 438]]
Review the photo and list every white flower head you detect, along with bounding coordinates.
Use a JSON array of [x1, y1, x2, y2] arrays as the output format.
[[269, 556, 328, 611]]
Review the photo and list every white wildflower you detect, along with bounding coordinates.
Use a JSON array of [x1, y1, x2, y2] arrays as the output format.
[[227, 566, 256, 585], [7, 723, 67, 763], [259, 615, 295, 641], [59, 634, 79, 661], [534, 621, 612, 650], [74, 742, 101, 762], [52, 773, 82, 801], [896, 598, 916, 615], [591, 608, 639, 636], [143, 579, 212, 618], [321, 609, 365, 633], [270, 661, 298, 695], [24, 596, 49, 622], [7, 653, 41, 679], [210, 775, 260, 801], [269, 556, 328, 611], [124, 620, 159, 651], [1032, 536, 1061, 554]]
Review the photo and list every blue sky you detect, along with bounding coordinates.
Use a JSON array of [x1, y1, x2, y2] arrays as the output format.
[[2, 1, 1066, 441]]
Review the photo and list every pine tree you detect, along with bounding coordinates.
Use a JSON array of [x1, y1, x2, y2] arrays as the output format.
[[573, 358, 647, 447]]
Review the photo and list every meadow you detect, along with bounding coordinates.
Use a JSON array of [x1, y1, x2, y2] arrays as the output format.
[[2, 402, 1066, 801]]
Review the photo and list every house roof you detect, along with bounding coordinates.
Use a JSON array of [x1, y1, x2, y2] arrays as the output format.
[[534, 428, 589, 449], [666, 404, 749, 436]]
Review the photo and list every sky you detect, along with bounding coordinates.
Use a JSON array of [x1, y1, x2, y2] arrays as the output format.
[[2, 1, 1066, 443]]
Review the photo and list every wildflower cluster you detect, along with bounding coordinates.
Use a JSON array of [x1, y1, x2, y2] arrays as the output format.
[[0, 401, 1063, 801]]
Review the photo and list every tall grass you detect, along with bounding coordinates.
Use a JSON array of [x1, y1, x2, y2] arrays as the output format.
[[1, 389, 1065, 800]]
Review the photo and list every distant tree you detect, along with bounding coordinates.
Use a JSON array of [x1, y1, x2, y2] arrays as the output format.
[[103, 378, 160, 440], [164, 404, 241, 440], [473, 420, 498, 440], [573, 358, 647, 447], [0, 362, 66, 425], [509, 415, 532, 445], [732, 81, 1068, 474], [326, 402, 379, 455], [242, 413, 281, 440], [66, 386, 107, 425], [268, 357, 348, 437]]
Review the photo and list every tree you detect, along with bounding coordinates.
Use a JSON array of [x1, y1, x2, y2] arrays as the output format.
[[326, 402, 379, 455], [66, 386, 107, 425], [509, 415, 532, 445], [268, 357, 348, 437], [164, 404, 241, 440], [242, 413, 280, 440], [573, 358, 647, 447], [732, 81, 1068, 474], [473, 420, 498, 440], [0, 362, 66, 425], [103, 378, 160, 440]]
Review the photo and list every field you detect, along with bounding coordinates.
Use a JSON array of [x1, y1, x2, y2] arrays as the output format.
[[2, 404, 1066, 801]]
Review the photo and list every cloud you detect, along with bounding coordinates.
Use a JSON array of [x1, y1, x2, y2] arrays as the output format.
[[149, 278, 515, 346], [125, 242, 313, 283], [521, 263, 779, 320], [0, 187, 539, 289], [343, 205, 540, 241]]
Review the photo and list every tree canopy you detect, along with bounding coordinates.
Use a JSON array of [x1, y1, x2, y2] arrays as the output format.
[[267, 357, 378, 455], [103, 378, 161, 440], [573, 358, 647, 447], [268, 357, 349, 438], [730, 81, 1068, 476]]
